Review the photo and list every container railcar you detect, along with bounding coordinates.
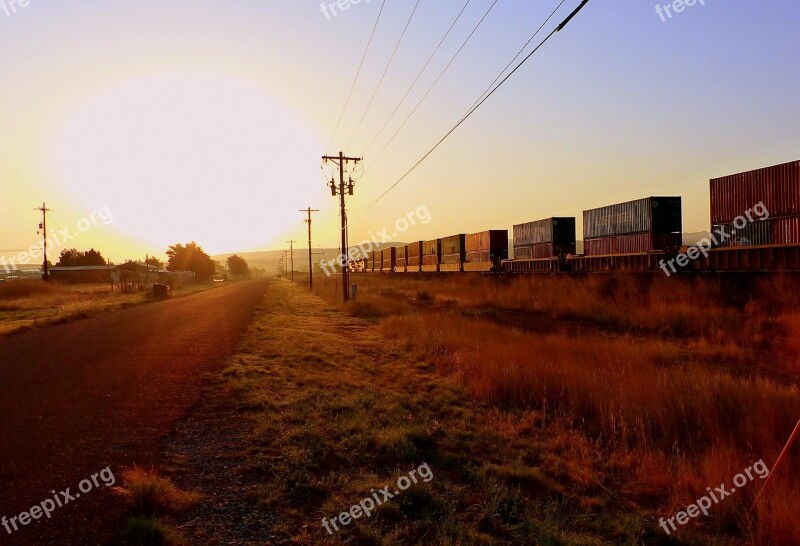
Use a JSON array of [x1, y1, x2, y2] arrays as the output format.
[[394, 245, 408, 273], [406, 241, 423, 272], [583, 197, 682, 256], [354, 160, 800, 276], [440, 234, 466, 272], [422, 239, 442, 272], [465, 230, 508, 271], [381, 247, 396, 273]]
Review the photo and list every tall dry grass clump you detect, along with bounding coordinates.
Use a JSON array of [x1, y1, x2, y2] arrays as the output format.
[[381, 312, 797, 453], [0, 280, 68, 300], [379, 312, 800, 542]]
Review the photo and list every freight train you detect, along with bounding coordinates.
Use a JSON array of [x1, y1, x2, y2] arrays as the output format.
[[356, 160, 800, 275]]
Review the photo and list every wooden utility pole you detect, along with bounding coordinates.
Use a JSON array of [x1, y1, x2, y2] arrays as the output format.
[[35, 203, 52, 281], [286, 240, 297, 281], [300, 207, 319, 289], [321, 152, 361, 301]]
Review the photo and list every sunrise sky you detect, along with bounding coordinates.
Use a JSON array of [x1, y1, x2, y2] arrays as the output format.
[[1, 0, 799, 264]]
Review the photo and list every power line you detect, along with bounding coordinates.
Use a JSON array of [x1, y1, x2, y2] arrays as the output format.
[[463, 0, 567, 117], [367, 0, 500, 170], [344, 0, 423, 151], [326, 0, 388, 154], [368, 0, 591, 209], [361, 0, 474, 156]]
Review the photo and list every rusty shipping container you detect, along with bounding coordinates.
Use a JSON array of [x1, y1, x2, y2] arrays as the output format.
[[440, 234, 466, 255], [423, 239, 441, 257], [407, 241, 423, 258], [513, 245, 532, 260], [772, 216, 800, 245], [440, 253, 463, 265], [465, 230, 508, 264], [583, 197, 682, 239], [381, 247, 396, 270], [513, 243, 560, 260], [513, 218, 576, 249], [584, 233, 682, 256], [407, 255, 422, 267], [395, 245, 408, 272], [710, 161, 800, 224]]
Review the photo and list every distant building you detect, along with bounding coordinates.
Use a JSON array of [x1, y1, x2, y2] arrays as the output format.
[[111, 262, 197, 289], [0, 269, 44, 282], [48, 265, 112, 284]]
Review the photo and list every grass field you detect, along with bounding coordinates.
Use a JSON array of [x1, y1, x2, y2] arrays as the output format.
[[0, 280, 215, 336], [312, 272, 800, 544], [130, 273, 799, 545]]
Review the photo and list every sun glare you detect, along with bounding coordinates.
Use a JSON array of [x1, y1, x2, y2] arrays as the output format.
[[47, 72, 326, 255]]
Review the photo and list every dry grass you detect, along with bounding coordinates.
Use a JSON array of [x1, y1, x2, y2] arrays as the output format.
[[305, 271, 800, 544], [121, 467, 201, 516], [166, 280, 676, 544], [117, 468, 200, 546], [0, 280, 214, 336], [0, 279, 71, 301]]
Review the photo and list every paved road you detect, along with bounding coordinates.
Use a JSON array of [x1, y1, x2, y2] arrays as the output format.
[[0, 279, 268, 545]]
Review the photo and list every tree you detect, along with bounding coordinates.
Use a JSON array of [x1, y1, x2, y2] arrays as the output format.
[[56, 248, 106, 267], [226, 254, 250, 277], [166, 242, 215, 281], [145, 256, 164, 269]]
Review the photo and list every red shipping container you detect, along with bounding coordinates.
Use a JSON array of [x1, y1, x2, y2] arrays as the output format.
[[773, 216, 800, 245], [710, 161, 800, 224]]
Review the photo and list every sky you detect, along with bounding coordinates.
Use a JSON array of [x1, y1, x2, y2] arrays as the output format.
[[1, 0, 799, 265]]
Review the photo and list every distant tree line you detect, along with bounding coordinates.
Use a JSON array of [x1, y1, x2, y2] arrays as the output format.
[[54, 242, 253, 283]]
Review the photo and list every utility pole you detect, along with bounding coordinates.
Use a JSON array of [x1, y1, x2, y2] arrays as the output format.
[[35, 202, 52, 281], [321, 151, 361, 301], [286, 240, 297, 282], [300, 207, 319, 289]]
